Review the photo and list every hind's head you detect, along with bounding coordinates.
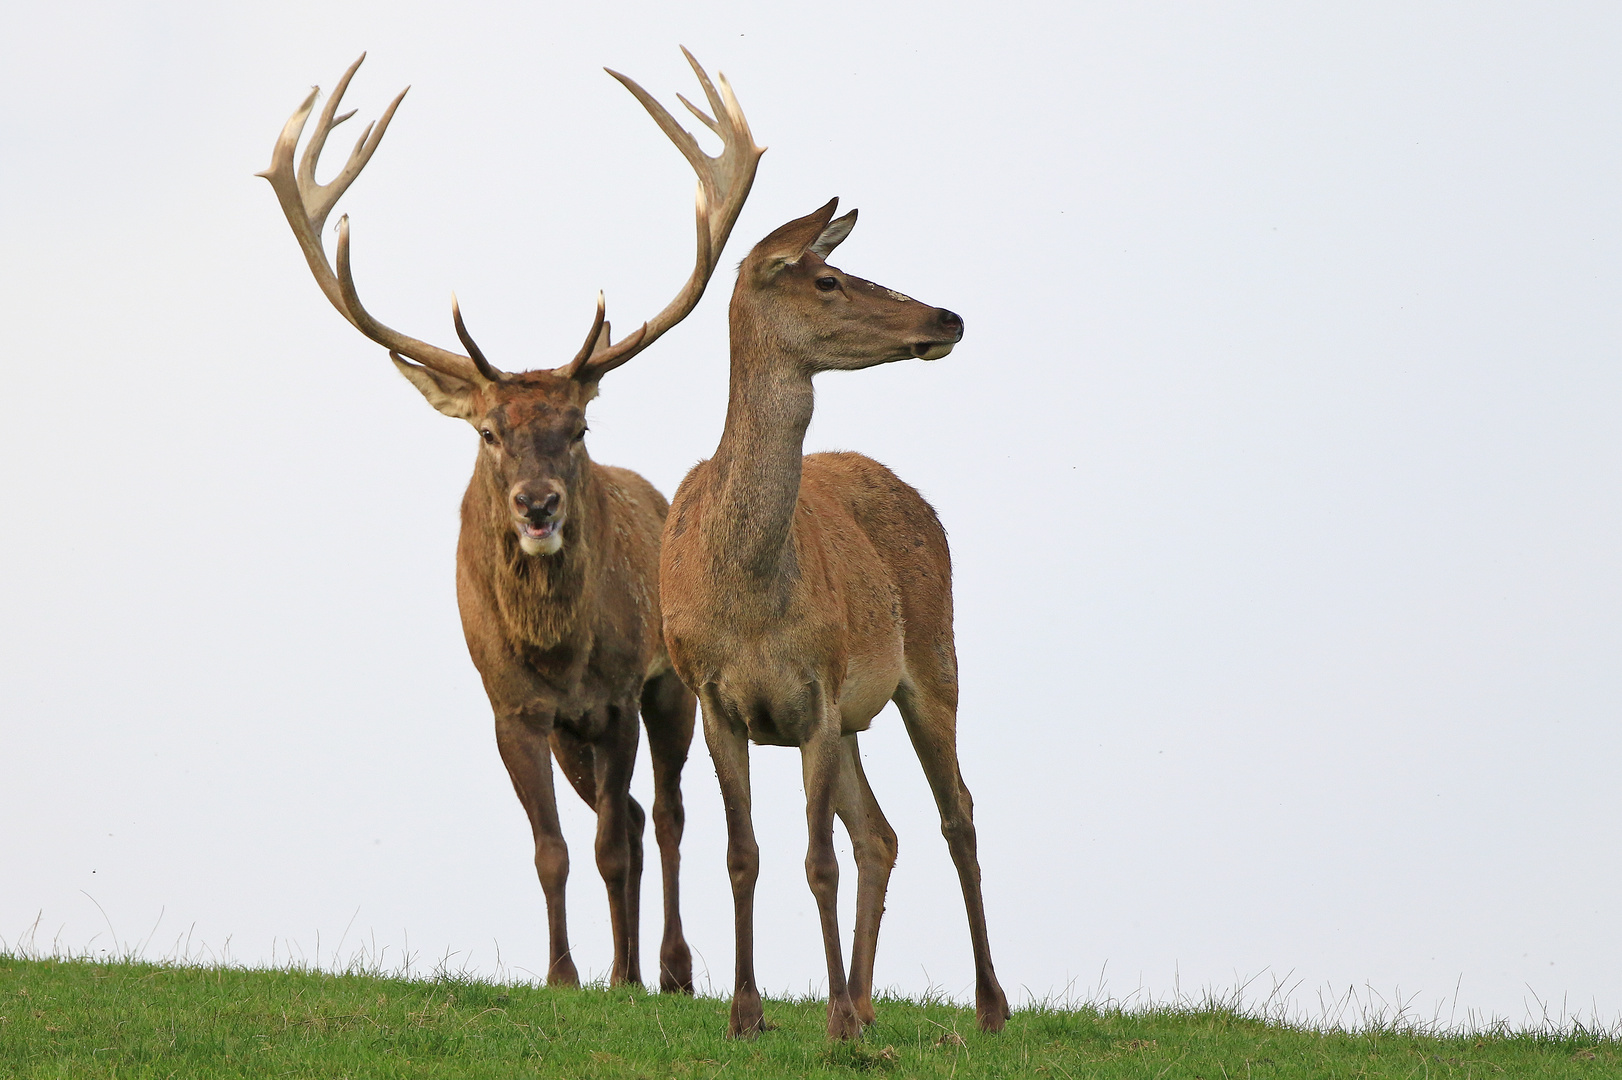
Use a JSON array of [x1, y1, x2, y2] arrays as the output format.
[[733, 198, 963, 373]]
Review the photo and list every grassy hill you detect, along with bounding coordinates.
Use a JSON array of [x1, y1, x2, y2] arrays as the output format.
[[2, 955, 1615, 1078]]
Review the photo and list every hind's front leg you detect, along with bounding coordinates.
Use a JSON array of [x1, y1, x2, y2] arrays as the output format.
[[833, 733, 897, 1026], [700, 688, 765, 1037], [642, 670, 696, 993], [801, 689, 862, 1040]]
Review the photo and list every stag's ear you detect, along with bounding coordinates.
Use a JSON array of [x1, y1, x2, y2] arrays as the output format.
[[751, 197, 841, 278], [391, 352, 480, 420], [808, 209, 857, 258]]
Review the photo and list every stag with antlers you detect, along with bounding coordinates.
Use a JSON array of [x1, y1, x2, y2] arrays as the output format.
[[260, 51, 762, 991], [660, 199, 1010, 1037]]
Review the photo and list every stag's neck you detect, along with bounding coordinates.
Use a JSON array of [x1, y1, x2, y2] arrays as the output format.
[[706, 317, 815, 578], [464, 452, 598, 650]]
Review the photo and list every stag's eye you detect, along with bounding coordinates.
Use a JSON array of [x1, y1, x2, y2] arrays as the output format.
[[480, 428, 496, 444], [815, 276, 839, 292], [572, 426, 588, 443]]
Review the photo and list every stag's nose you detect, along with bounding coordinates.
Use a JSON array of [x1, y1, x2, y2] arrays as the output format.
[[936, 308, 964, 336], [513, 489, 563, 521]]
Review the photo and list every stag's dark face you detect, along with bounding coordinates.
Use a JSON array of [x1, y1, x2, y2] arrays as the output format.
[[472, 372, 597, 556]]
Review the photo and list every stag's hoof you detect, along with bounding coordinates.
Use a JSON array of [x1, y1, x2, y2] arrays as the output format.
[[547, 957, 581, 988], [728, 992, 765, 1039], [660, 940, 694, 994], [826, 997, 863, 1041], [855, 996, 877, 1026], [976, 982, 1010, 1033]]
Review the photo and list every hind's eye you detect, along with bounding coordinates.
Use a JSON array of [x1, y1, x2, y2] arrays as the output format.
[[480, 428, 495, 444], [572, 427, 588, 443], [815, 276, 839, 292]]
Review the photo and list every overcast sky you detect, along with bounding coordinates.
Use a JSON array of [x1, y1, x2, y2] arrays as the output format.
[[2, 1, 1618, 1028]]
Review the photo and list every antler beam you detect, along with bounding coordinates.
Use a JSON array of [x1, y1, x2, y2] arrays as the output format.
[[263, 49, 759, 387], [258, 53, 502, 385], [562, 48, 765, 381]]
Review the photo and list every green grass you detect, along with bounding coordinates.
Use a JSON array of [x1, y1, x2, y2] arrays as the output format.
[[1, 956, 1616, 1078]]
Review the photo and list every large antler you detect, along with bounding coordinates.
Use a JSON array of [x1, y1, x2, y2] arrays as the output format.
[[561, 47, 765, 381], [258, 54, 502, 385]]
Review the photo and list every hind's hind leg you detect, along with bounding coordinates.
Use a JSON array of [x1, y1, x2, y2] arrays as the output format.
[[893, 674, 1010, 1032]]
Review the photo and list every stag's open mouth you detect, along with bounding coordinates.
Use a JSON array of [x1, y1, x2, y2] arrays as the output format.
[[516, 518, 564, 556], [520, 520, 558, 541]]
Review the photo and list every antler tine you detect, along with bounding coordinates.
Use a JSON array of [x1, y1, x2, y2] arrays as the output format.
[[677, 94, 720, 135], [259, 55, 500, 385], [452, 293, 505, 383], [576, 49, 763, 381], [605, 70, 707, 181], [679, 45, 730, 133], [298, 55, 364, 223], [564, 292, 609, 374]]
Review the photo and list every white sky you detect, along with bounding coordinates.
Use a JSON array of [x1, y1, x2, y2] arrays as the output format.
[[2, 1, 1618, 1028]]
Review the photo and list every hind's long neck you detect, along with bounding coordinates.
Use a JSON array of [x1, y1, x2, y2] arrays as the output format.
[[705, 309, 814, 579]]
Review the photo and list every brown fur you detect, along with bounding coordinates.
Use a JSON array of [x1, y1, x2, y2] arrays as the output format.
[[446, 370, 697, 993], [260, 51, 764, 997], [660, 200, 1009, 1039]]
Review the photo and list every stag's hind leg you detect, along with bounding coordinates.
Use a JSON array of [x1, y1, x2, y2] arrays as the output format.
[[584, 707, 645, 986], [641, 669, 696, 993], [833, 733, 898, 1026], [892, 677, 1011, 1032], [550, 724, 648, 986]]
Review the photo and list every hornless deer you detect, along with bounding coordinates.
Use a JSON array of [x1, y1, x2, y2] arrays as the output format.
[[260, 51, 762, 991], [659, 199, 1010, 1037]]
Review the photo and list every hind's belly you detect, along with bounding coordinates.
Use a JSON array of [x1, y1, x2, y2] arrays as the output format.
[[691, 626, 903, 748], [835, 635, 904, 734]]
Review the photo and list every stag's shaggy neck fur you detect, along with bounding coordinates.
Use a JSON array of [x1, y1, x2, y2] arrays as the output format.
[[464, 449, 600, 654]]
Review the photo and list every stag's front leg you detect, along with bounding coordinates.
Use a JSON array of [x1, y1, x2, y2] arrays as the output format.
[[699, 687, 763, 1037], [494, 709, 579, 987], [801, 692, 862, 1041], [591, 704, 644, 986]]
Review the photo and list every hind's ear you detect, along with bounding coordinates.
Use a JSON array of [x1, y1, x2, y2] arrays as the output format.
[[808, 210, 857, 258], [749, 197, 841, 277]]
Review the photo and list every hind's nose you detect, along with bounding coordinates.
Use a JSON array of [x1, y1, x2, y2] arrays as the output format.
[[936, 308, 964, 339]]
